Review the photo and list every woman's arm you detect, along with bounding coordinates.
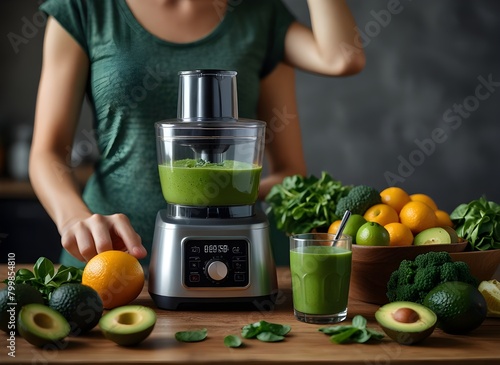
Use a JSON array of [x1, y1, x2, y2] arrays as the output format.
[[257, 63, 307, 199], [285, 0, 366, 76], [30, 17, 145, 262]]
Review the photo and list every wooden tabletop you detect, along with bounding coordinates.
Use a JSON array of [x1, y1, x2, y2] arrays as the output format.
[[1, 265, 499, 364]]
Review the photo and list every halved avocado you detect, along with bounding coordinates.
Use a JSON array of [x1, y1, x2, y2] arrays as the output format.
[[413, 227, 451, 245], [0, 284, 44, 333], [18, 303, 70, 347], [99, 305, 156, 346], [441, 226, 460, 243], [375, 301, 437, 345]]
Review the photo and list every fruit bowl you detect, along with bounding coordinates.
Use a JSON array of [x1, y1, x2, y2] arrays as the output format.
[[349, 242, 469, 305], [449, 249, 500, 282]]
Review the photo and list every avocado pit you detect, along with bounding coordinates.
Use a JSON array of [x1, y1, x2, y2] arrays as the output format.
[[392, 307, 420, 324]]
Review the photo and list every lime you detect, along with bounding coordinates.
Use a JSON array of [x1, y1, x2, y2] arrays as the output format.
[[423, 281, 487, 334], [343, 214, 367, 243], [356, 222, 390, 246]]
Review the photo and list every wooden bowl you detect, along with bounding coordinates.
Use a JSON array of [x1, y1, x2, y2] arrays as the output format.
[[350, 242, 468, 305], [449, 249, 500, 282]]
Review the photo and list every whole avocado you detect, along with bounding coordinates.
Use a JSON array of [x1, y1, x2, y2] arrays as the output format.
[[0, 284, 44, 333], [423, 281, 487, 334], [49, 283, 103, 335]]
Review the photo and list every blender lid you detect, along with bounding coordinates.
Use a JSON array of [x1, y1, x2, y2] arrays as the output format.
[[177, 70, 238, 122]]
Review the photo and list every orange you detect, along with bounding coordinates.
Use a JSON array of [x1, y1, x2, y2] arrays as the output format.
[[410, 193, 438, 211], [435, 209, 453, 227], [82, 251, 145, 309], [363, 203, 399, 226], [384, 222, 414, 246], [399, 201, 437, 234], [328, 220, 341, 234], [380, 187, 411, 213]]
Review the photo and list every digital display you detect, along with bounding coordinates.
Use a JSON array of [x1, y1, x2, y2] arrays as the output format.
[[204, 244, 229, 254]]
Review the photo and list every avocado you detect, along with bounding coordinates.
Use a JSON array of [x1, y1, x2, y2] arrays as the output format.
[[423, 281, 487, 334], [375, 301, 437, 345], [441, 226, 460, 243], [99, 305, 156, 346], [17, 303, 70, 347], [49, 283, 103, 335], [0, 284, 44, 333], [413, 227, 451, 245]]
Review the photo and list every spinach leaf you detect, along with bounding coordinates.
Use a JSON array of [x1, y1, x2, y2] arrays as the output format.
[[2, 257, 83, 303], [241, 320, 291, 342], [256, 332, 284, 342], [175, 328, 208, 342], [450, 196, 500, 250], [319, 315, 384, 344], [224, 335, 243, 348], [265, 172, 351, 234]]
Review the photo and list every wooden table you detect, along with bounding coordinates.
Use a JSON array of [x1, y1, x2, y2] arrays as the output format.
[[1, 265, 499, 364]]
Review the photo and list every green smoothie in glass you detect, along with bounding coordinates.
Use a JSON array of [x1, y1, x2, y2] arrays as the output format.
[[290, 244, 352, 323]]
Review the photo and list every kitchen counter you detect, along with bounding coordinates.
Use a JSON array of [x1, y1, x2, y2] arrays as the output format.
[[1, 265, 499, 364]]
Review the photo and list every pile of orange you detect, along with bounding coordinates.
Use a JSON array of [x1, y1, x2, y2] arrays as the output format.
[[82, 251, 145, 309], [329, 187, 454, 247], [373, 187, 453, 246]]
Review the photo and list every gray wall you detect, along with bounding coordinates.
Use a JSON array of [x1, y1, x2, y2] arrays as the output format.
[[2, 0, 500, 215]]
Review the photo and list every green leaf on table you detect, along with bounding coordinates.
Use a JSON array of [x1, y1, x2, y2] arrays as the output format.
[[319, 315, 384, 344], [241, 320, 291, 342], [256, 332, 284, 342], [224, 335, 243, 348], [352, 315, 367, 329], [175, 328, 208, 342], [330, 327, 360, 344]]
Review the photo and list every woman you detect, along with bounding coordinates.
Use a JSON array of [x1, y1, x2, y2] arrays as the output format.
[[30, 0, 365, 266]]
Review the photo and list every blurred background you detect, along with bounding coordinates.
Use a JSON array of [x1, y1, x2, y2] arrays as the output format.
[[1, 0, 499, 263]]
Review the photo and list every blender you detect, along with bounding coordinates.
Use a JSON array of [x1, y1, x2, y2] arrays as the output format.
[[148, 70, 278, 310]]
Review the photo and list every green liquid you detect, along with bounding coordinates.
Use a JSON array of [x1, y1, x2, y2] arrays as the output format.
[[158, 159, 262, 206], [290, 246, 352, 315]]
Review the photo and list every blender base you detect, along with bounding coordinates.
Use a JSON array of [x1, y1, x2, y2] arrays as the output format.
[[148, 208, 279, 311]]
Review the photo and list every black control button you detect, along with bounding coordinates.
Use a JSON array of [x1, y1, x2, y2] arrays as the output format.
[[232, 261, 244, 271], [190, 246, 200, 254], [234, 273, 245, 282], [189, 261, 199, 270], [189, 274, 200, 283]]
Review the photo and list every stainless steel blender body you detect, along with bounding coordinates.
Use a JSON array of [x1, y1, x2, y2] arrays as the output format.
[[148, 70, 278, 310]]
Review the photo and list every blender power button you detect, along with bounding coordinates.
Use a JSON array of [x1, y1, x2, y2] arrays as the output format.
[[206, 260, 228, 281]]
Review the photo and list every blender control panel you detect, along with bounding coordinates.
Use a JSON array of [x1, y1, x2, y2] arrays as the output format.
[[183, 239, 249, 288]]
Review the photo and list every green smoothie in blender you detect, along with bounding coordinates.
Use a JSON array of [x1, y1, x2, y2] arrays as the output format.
[[158, 159, 262, 206]]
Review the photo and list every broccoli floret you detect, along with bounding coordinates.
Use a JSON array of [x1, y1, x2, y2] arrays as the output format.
[[334, 185, 381, 216], [439, 261, 460, 282], [454, 261, 479, 287], [414, 251, 451, 268], [386, 251, 478, 304], [396, 260, 416, 286], [414, 266, 440, 292]]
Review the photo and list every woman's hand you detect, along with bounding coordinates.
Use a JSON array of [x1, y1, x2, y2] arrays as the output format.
[[60, 213, 146, 263]]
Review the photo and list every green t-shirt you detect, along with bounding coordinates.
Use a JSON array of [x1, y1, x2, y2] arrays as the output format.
[[40, 0, 295, 267]]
